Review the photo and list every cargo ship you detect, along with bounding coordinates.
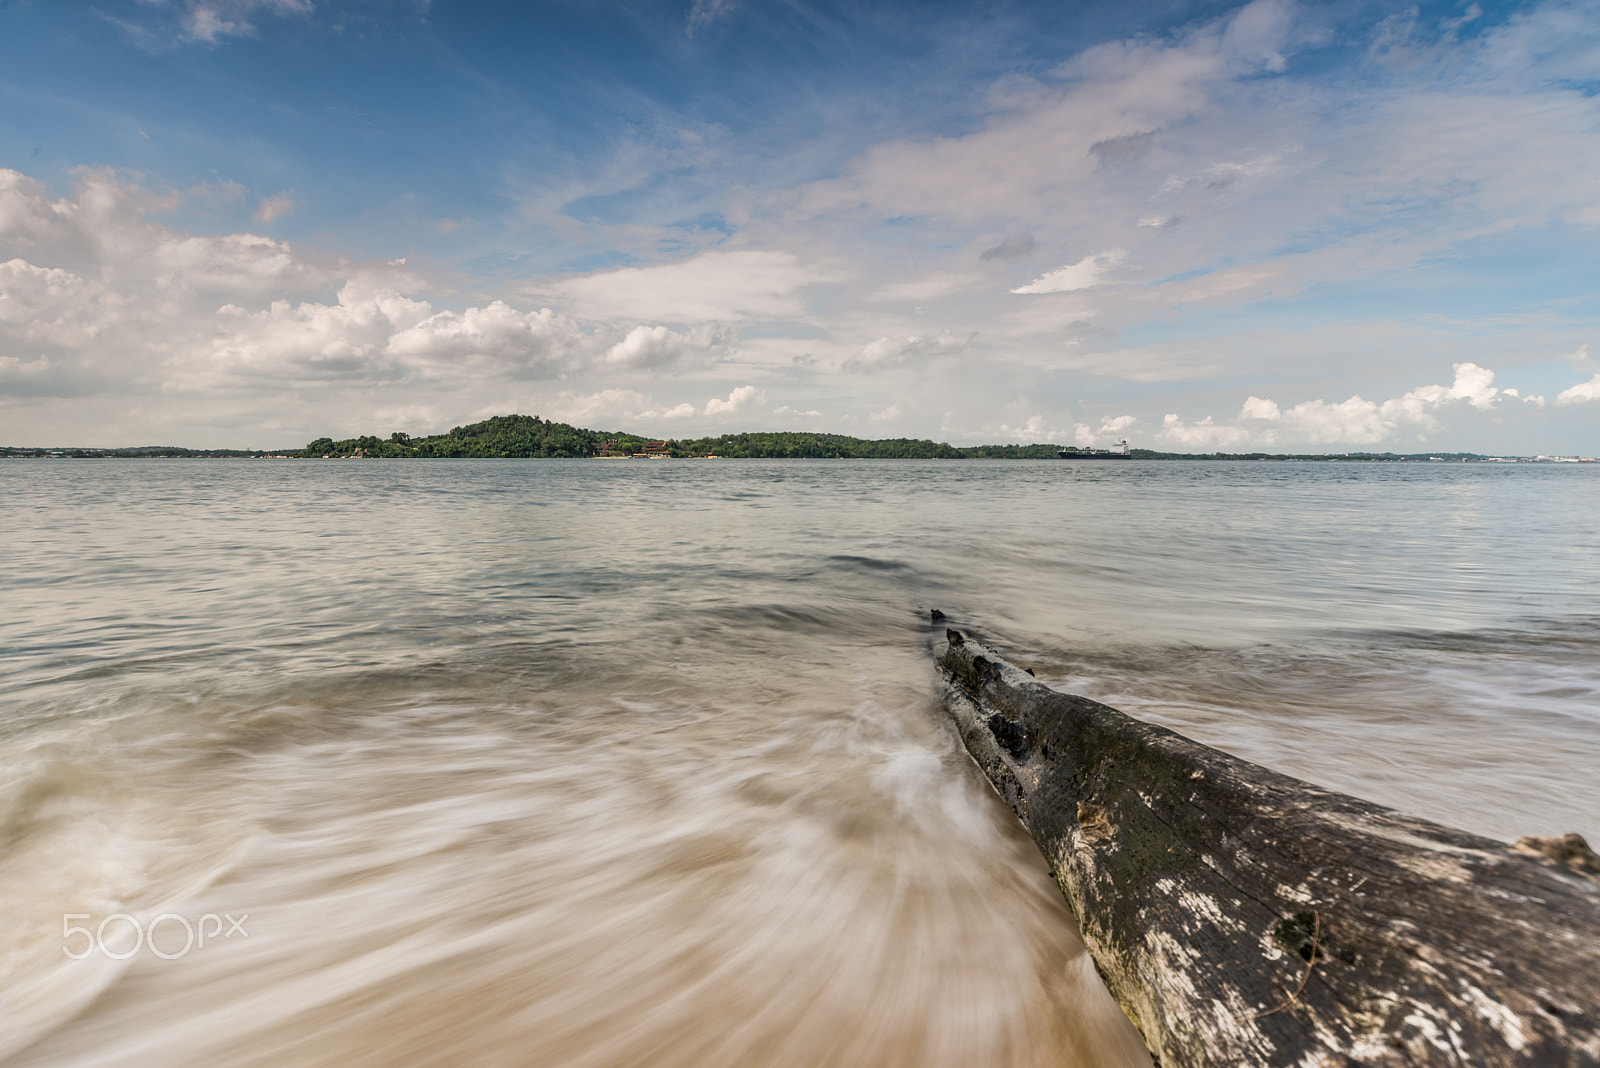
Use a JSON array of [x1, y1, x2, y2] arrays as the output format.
[[1058, 439, 1131, 459]]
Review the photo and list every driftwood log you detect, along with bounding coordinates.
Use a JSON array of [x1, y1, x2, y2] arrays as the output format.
[[934, 626, 1600, 1067]]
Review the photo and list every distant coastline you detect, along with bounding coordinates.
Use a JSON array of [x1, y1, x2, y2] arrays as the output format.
[[3, 413, 1595, 462]]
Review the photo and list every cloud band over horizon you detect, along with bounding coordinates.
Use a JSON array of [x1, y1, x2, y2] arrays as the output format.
[[1, 0, 1597, 451]]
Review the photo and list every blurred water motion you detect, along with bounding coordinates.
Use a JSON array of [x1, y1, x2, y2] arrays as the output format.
[[2, 459, 1597, 1066]]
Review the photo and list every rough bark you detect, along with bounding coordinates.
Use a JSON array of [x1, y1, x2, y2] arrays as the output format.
[[935, 628, 1600, 1068]]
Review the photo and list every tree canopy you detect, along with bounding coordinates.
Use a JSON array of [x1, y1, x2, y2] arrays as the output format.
[[299, 416, 994, 459]]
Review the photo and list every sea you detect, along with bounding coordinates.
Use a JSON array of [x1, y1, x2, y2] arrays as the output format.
[[3, 458, 1597, 1067]]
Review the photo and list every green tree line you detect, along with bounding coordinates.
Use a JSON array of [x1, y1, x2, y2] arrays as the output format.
[[298, 416, 991, 459], [289, 414, 1500, 462]]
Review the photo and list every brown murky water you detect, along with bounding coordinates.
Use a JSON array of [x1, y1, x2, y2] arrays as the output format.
[[3, 459, 1597, 1065]]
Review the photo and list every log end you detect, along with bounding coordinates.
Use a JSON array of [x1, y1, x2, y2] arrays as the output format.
[[1513, 832, 1600, 882]]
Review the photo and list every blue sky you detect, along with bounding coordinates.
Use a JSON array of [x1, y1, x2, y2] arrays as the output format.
[[2, 0, 1598, 450]]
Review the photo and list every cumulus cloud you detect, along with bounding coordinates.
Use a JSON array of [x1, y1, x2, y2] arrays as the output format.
[[601, 323, 728, 369], [0, 169, 341, 390], [989, 414, 1069, 443], [1557, 374, 1600, 406], [1159, 414, 1256, 450], [200, 282, 432, 386], [6, 168, 324, 299], [0, 259, 86, 327], [1238, 395, 1280, 421], [387, 300, 592, 376], [841, 330, 971, 373], [704, 384, 764, 416], [0, 167, 740, 419], [1073, 414, 1136, 446], [547, 384, 765, 426], [1548, 343, 1597, 404], [1159, 362, 1522, 448], [199, 289, 728, 387]]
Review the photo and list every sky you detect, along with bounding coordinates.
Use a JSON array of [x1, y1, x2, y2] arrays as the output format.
[[1, 0, 1598, 451]]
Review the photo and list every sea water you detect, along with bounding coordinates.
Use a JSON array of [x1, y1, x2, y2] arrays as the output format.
[[2, 459, 1596, 1066]]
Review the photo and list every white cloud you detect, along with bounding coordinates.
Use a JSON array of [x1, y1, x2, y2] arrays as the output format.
[[544, 388, 659, 427], [1075, 412, 1139, 441], [1239, 395, 1280, 420], [842, 331, 970, 373], [991, 413, 1069, 442], [873, 273, 980, 302], [703, 384, 764, 416], [200, 282, 431, 385], [0, 259, 86, 326], [759, 0, 1600, 413], [1159, 413, 1256, 449], [601, 323, 728, 369], [8, 0, 1600, 453], [1011, 250, 1127, 295], [387, 300, 589, 377], [1154, 152, 1288, 198], [791, 0, 1301, 233], [546, 250, 836, 323], [544, 386, 761, 427], [1556, 373, 1600, 406], [1073, 414, 1136, 446], [0, 168, 741, 423], [255, 193, 294, 224], [1160, 363, 1527, 448], [182, 1, 313, 43], [0, 168, 318, 294], [687, 0, 736, 35]]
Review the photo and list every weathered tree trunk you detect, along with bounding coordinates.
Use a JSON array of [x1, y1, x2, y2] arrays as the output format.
[[935, 628, 1600, 1067]]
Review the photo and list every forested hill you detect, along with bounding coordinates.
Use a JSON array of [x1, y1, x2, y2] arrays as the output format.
[[283, 415, 1498, 461], [298, 415, 1064, 459], [4, 415, 1503, 460]]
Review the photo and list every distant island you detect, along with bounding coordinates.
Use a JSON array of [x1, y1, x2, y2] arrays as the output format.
[[3, 413, 1593, 462]]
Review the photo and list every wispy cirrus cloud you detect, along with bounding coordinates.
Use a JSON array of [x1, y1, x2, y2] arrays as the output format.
[[254, 192, 295, 224], [176, 0, 314, 43], [540, 250, 839, 324]]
